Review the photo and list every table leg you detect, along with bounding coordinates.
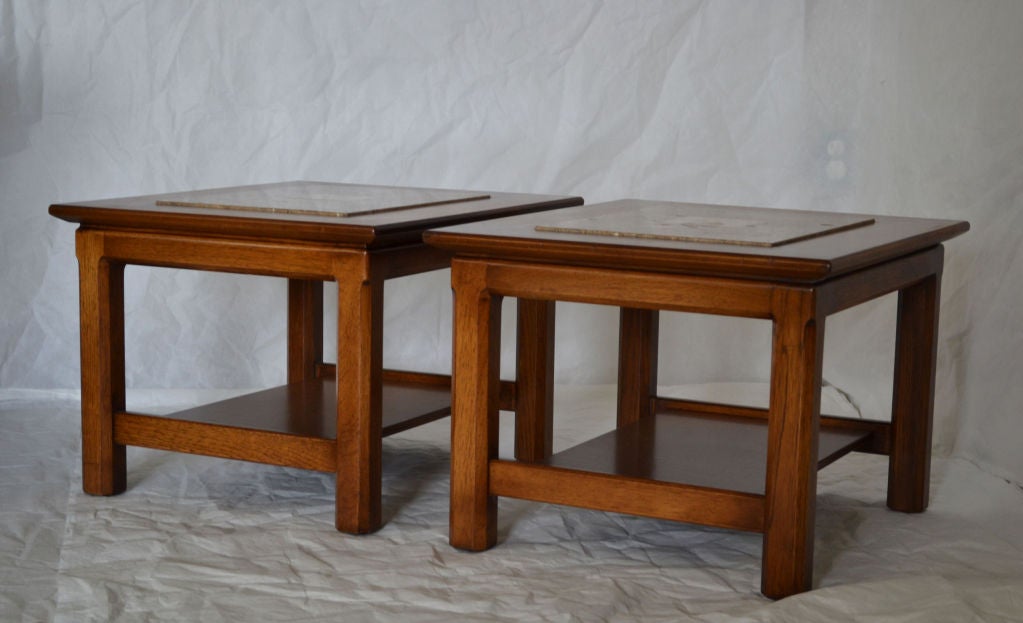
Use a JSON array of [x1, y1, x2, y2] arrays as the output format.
[[515, 299, 555, 462], [76, 229, 127, 495], [617, 308, 659, 427], [287, 279, 324, 383], [762, 288, 823, 599], [888, 268, 942, 513], [334, 255, 384, 533], [450, 260, 502, 551], [286, 279, 325, 436]]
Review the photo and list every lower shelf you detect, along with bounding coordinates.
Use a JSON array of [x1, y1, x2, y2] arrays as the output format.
[[545, 412, 871, 496], [153, 378, 450, 438], [114, 378, 451, 472]]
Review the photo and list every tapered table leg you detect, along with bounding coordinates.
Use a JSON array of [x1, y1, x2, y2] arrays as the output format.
[[334, 254, 384, 533], [76, 229, 127, 496], [888, 267, 942, 513], [762, 288, 823, 599], [450, 260, 502, 551], [515, 299, 555, 462]]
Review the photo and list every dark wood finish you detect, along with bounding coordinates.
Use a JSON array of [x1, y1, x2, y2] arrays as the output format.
[[119, 380, 451, 441], [373, 243, 454, 279], [617, 308, 659, 427], [654, 397, 891, 456], [379, 368, 452, 388], [514, 299, 555, 462], [818, 245, 944, 315], [498, 379, 517, 413], [52, 182, 582, 535], [433, 200, 967, 599], [546, 413, 868, 495], [51, 181, 584, 248], [114, 379, 452, 473], [153, 384, 338, 439], [320, 365, 519, 412], [424, 200, 969, 283], [888, 270, 942, 512], [287, 279, 324, 383]]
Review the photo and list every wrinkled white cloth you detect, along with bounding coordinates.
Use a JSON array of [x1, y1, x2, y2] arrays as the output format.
[[3, 386, 1022, 621]]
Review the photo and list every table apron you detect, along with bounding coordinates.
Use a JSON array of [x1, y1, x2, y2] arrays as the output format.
[[463, 258, 777, 319], [77, 228, 363, 281], [455, 246, 945, 321], [818, 245, 944, 316]]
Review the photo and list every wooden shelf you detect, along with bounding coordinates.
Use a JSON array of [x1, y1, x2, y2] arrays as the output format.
[[544, 412, 871, 496], [148, 378, 449, 438], [113, 379, 451, 472]]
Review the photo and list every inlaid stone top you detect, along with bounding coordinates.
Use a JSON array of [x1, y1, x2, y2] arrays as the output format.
[[535, 203, 874, 248], [155, 181, 490, 218], [424, 199, 969, 282], [48, 181, 581, 248]]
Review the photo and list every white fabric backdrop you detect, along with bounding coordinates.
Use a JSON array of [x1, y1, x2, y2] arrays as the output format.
[[1, 1, 1021, 485]]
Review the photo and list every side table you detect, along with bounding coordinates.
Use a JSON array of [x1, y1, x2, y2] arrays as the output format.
[[50, 181, 582, 534], [424, 200, 968, 598]]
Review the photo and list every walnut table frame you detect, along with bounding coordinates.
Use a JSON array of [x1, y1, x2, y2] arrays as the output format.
[[425, 200, 968, 598], [50, 181, 582, 534]]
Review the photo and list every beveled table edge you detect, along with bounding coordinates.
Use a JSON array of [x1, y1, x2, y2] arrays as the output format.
[[424, 201, 969, 283], [50, 182, 583, 249]]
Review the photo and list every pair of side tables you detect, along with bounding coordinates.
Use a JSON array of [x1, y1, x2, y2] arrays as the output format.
[[50, 181, 968, 598]]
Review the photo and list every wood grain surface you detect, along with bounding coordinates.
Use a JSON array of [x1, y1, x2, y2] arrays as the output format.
[[425, 200, 968, 282], [437, 202, 966, 599]]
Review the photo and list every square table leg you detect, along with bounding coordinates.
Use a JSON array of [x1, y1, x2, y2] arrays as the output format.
[[762, 288, 824, 599], [617, 308, 659, 427], [286, 279, 328, 437], [334, 254, 385, 533], [76, 229, 127, 495], [888, 268, 942, 513], [450, 260, 502, 550], [287, 279, 324, 384], [514, 299, 555, 462]]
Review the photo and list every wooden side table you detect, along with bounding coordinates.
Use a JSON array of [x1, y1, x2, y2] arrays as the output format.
[[424, 200, 968, 598], [50, 181, 582, 534]]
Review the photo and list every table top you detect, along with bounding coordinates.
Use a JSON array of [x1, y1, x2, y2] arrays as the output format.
[[424, 200, 969, 282], [49, 181, 582, 248]]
